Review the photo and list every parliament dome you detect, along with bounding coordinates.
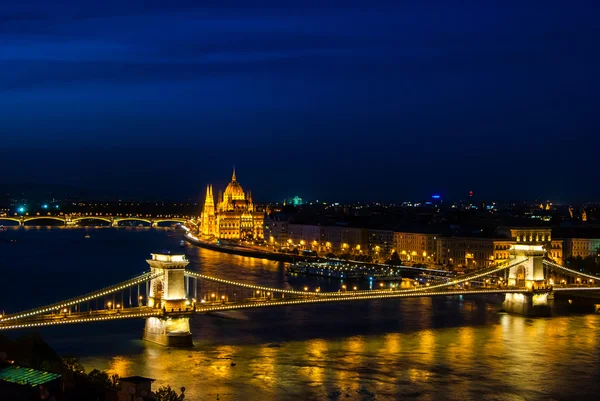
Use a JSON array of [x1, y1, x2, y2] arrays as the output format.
[[223, 168, 245, 201]]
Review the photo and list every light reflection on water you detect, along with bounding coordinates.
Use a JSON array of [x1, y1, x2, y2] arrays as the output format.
[[2, 227, 600, 400]]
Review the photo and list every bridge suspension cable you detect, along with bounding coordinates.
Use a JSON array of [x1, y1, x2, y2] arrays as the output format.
[[183, 271, 339, 297], [543, 259, 600, 282], [394, 256, 529, 293], [0, 287, 533, 331], [2, 271, 163, 322], [183, 256, 529, 299]]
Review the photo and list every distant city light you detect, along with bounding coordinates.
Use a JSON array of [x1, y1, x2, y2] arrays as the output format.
[[55, 205, 59, 209], [432, 195, 441, 199], [42, 204, 48, 209], [284, 196, 303, 206], [18, 207, 25, 213]]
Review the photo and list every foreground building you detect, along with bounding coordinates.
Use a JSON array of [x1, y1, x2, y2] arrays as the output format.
[[200, 169, 264, 240]]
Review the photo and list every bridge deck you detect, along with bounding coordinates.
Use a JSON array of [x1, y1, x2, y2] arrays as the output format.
[[0, 288, 532, 330]]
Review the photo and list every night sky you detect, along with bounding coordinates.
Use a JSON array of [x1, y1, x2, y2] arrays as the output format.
[[1, 1, 599, 203]]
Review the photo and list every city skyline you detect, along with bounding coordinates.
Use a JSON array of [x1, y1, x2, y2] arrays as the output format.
[[1, 1, 599, 202], [3, 3, 600, 400]]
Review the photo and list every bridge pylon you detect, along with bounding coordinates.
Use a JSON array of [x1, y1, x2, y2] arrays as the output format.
[[507, 244, 546, 288], [503, 244, 551, 316], [143, 253, 193, 346]]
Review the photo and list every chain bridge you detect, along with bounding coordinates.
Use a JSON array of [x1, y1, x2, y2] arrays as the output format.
[[1, 245, 599, 346]]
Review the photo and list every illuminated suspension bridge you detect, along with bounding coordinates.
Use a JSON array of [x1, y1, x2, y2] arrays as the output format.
[[1, 246, 599, 346]]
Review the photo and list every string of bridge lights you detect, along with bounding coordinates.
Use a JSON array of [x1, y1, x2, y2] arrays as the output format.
[[0, 288, 533, 331], [3, 258, 528, 324], [2, 272, 164, 322], [543, 259, 599, 282]]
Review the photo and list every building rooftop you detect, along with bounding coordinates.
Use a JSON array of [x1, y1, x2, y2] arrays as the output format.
[[120, 376, 156, 384], [0, 365, 61, 387]]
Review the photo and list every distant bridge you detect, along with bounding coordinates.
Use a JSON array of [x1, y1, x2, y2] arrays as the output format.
[[2, 246, 599, 346], [0, 214, 190, 227]]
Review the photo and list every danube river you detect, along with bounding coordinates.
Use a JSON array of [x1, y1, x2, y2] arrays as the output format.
[[2, 227, 600, 400]]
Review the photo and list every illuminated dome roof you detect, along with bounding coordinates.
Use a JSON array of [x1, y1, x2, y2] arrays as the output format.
[[223, 167, 245, 201]]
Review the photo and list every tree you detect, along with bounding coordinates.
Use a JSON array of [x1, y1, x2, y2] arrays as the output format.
[[87, 369, 120, 391], [386, 251, 403, 266], [62, 357, 85, 375], [155, 385, 185, 401]]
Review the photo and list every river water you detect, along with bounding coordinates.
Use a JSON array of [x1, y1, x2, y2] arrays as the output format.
[[1, 227, 600, 401]]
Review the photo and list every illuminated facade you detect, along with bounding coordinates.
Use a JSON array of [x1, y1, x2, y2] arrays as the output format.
[[200, 168, 265, 240], [439, 228, 564, 269], [283, 224, 367, 253], [368, 229, 395, 263], [441, 237, 499, 268], [394, 232, 440, 264], [507, 228, 563, 264], [565, 238, 600, 259]]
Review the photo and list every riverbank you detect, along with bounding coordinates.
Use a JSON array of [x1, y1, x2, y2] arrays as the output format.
[[184, 233, 307, 263], [183, 232, 453, 280]]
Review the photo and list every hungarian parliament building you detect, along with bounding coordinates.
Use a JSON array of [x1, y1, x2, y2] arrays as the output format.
[[199, 168, 265, 240]]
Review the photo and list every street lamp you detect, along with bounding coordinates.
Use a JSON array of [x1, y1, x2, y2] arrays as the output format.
[[107, 301, 112, 309]]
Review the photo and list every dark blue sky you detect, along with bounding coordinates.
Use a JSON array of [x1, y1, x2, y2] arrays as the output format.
[[1, 0, 599, 203]]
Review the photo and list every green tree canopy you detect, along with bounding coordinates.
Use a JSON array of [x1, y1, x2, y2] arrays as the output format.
[[155, 385, 185, 401]]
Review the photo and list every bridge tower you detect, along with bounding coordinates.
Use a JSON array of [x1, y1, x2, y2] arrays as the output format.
[[143, 253, 193, 346], [504, 244, 551, 316], [507, 244, 546, 288]]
